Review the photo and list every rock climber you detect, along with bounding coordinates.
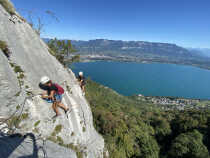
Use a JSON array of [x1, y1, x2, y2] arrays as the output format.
[[77, 71, 86, 94], [39, 76, 69, 118]]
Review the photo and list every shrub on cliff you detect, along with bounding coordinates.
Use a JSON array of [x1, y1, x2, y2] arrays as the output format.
[[0, 40, 11, 58], [0, 0, 16, 15]]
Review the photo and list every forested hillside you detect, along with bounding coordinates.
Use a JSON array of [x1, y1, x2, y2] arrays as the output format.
[[85, 79, 210, 158]]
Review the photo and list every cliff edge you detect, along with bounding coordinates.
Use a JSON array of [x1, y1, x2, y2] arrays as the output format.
[[0, 1, 105, 157]]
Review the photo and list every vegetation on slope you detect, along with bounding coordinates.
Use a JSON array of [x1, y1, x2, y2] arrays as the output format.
[[0, 0, 16, 15], [0, 40, 11, 58], [85, 79, 210, 158], [47, 38, 79, 66]]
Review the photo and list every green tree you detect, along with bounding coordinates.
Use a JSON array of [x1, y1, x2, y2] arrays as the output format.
[[169, 130, 209, 158], [151, 117, 172, 142], [47, 38, 79, 65], [130, 122, 160, 158]]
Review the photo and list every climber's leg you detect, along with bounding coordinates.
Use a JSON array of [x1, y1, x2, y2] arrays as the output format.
[[57, 102, 69, 112], [54, 94, 69, 113], [82, 85, 85, 93], [52, 102, 61, 116]]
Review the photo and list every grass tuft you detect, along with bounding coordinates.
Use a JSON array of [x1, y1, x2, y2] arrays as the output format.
[[15, 91, 21, 97], [14, 65, 24, 73], [51, 124, 62, 136], [17, 73, 24, 79], [82, 127, 86, 132], [21, 113, 29, 120], [8, 113, 29, 128], [65, 144, 84, 158], [0, 40, 7, 50], [55, 124, 62, 133], [0, 0, 16, 15], [0, 40, 10, 58], [16, 105, 20, 110], [34, 120, 40, 127], [56, 136, 64, 145]]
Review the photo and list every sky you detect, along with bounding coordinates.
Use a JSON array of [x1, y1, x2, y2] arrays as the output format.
[[11, 0, 210, 48]]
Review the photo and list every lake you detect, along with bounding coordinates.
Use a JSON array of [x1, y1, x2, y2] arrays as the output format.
[[70, 61, 210, 99]]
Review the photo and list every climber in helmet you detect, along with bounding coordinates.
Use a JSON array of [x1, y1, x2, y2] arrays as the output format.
[[39, 76, 69, 118], [77, 71, 86, 94]]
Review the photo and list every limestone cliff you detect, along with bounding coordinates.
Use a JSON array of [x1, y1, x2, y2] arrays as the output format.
[[0, 1, 105, 157]]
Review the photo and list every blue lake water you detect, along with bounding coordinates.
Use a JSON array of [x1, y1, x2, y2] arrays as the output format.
[[70, 61, 210, 99]]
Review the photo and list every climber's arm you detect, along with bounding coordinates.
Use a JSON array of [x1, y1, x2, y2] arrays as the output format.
[[49, 90, 56, 100]]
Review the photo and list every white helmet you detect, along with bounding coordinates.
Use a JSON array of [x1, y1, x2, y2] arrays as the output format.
[[40, 76, 50, 84], [79, 71, 83, 76]]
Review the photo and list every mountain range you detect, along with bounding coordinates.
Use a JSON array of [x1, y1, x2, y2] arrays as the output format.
[[43, 38, 210, 69]]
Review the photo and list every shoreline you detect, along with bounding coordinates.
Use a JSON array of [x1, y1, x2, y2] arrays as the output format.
[[134, 95, 210, 101], [133, 95, 210, 110], [77, 55, 210, 71]]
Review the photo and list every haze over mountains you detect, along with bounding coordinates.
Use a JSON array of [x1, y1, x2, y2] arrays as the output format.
[[187, 48, 210, 57]]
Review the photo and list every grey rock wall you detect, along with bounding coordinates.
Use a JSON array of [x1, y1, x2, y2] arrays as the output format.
[[0, 133, 77, 158], [0, 2, 105, 158], [0, 51, 21, 116]]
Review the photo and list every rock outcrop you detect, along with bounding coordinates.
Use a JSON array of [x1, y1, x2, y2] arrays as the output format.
[[0, 1, 105, 157]]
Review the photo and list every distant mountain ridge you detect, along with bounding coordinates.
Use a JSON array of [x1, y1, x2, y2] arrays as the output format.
[[71, 39, 192, 58], [43, 38, 197, 58], [43, 38, 210, 69]]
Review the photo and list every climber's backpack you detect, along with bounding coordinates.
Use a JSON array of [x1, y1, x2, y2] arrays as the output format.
[[54, 83, 64, 95]]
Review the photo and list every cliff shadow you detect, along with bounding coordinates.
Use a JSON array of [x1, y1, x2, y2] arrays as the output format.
[[0, 132, 46, 158]]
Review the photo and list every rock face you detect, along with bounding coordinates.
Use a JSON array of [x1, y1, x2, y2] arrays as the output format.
[[0, 1, 105, 157], [0, 133, 77, 158]]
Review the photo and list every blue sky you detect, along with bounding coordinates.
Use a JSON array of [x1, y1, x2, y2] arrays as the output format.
[[11, 0, 210, 48]]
